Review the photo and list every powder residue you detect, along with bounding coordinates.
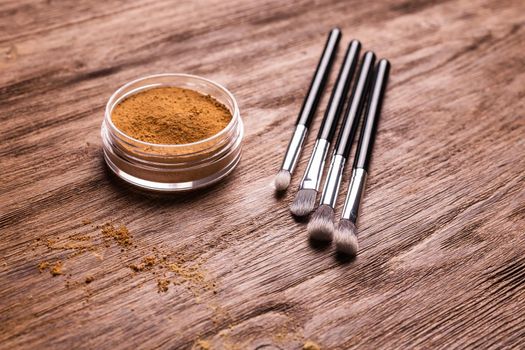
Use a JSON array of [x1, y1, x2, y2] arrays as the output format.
[[50, 261, 63, 276], [34, 220, 218, 305], [38, 260, 64, 276], [168, 260, 217, 299], [157, 279, 170, 293], [130, 256, 156, 272], [82, 219, 92, 225], [111, 87, 232, 145], [101, 223, 132, 246], [38, 261, 49, 272], [303, 340, 321, 350], [193, 339, 211, 350]]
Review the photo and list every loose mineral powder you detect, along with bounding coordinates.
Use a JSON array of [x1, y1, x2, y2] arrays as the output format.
[[101, 74, 243, 192], [111, 87, 233, 145]]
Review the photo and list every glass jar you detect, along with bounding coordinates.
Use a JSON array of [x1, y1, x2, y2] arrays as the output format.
[[101, 74, 243, 192]]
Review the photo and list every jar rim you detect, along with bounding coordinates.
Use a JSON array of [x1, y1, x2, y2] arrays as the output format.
[[104, 73, 240, 149]]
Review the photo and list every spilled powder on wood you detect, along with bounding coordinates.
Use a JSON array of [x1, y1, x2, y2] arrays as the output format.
[[303, 340, 321, 350], [50, 261, 63, 276]]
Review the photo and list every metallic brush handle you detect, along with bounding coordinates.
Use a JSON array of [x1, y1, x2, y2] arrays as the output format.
[[341, 168, 367, 222], [318, 52, 376, 208], [299, 139, 330, 190], [319, 154, 346, 207], [342, 59, 390, 222], [280, 29, 340, 174], [298, 40, 361, 191], [280, 124, 307, 173]]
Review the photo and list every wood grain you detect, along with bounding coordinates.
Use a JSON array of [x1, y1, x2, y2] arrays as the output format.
[[1, 0, 525, 349]]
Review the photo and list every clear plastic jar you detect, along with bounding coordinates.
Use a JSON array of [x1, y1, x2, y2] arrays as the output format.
[[101, 74, 243, 192]]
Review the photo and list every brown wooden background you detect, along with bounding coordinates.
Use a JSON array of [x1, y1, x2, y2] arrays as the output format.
[[1, 0, 525, 349]]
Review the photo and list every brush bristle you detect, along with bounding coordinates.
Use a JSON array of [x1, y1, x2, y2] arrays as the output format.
[[308, 205, 335, 241], [334, 219, 359, 256], [274, 170, 291, 191], [290, 189, 317, 216]]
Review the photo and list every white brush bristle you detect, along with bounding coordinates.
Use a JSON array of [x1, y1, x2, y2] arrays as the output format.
[[290, 189, 317, 216], [274, 170, 291, 191], [308, 205, 335, 241], [334, 219, 359, 255]]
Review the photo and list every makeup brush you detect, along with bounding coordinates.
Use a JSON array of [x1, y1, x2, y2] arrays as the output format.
[[290, 40, 361, 216], [334, 59, 391, 255], [308, 51, 376, 240], [274, 28, 341, 192]]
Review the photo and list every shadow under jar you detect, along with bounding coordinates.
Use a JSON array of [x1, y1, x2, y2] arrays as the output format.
[[101, 74, 243, 192]]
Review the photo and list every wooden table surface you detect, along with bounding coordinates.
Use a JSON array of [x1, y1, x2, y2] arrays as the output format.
[[1, 0, 524, 349]]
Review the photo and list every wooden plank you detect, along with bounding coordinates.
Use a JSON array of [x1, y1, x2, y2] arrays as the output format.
[[1, 0, 524, 349]]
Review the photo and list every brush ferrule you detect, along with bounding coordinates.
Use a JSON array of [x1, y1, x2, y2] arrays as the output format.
[[341, 168, 367, 222], [300, 139, 330, 190], [281, 124, 307, 174], [319, 154, 345, 207]]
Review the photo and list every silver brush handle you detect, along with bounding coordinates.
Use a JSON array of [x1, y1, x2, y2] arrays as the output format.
[[319, 154, 345, 208], [280, 124, 307, 174], [299, 139, 330, 190], [341, 168, 367, 222]]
